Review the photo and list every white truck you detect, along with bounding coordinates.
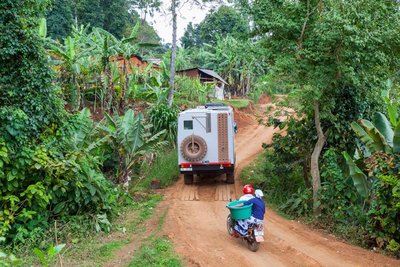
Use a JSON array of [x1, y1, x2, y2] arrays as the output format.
[[177, 104, 236, 184]]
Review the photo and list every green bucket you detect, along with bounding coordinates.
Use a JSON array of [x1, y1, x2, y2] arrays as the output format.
[[226, 200, 253, 220]]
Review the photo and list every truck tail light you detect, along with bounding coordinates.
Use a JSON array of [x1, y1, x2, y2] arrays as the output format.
[[180, 163, 192, 168]]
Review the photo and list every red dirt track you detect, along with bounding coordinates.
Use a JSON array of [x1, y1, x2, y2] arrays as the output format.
[[162, 101, 400, 267]]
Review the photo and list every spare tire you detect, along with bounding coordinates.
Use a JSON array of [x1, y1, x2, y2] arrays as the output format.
[[180, 135, 207, 162]]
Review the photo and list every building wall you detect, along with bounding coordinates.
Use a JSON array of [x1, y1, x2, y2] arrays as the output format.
[[111, 55, 160, 74], [177, 69, 200, 79]]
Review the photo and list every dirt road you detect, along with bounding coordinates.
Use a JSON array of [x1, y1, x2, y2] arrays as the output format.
[[163, 104, 400, 267]]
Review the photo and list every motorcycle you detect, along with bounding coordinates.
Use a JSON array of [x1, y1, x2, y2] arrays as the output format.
[[226, 214, 264, 252]]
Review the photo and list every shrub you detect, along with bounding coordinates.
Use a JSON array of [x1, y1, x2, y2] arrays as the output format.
[[0, 110, 125, 244], [149, 103, 179, 146]]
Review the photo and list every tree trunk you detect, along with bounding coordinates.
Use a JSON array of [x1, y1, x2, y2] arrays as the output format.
[[310, 101, 326, 217], [119, 58, 128, 114], [303, 155, 312, 189], [246, 72, 251, 95], [167, 0, 177, 107], [106, 64, 114, 113]]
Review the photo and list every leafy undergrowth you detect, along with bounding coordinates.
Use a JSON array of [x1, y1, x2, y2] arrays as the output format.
[[240, 150, 378, 252], [9, 145, 181, 266], [10, 193, 163, 266], [240, 152, 292, 219], [60, 193, 163, 266]]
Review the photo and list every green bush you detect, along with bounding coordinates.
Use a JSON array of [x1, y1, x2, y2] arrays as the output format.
[[364, 153, 400, 254], [149, 103, 179, 146], [320, 149, 363, 223], [0, 110, 125, 244], [241, 150, 306, 209], [175, 76, 214, 104]]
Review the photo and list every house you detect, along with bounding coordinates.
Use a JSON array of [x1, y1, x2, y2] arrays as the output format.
[[111, 55, 161, 73], [176, 68, 228, 100]]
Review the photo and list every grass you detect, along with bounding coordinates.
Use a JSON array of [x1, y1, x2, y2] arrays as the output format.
[[62, 193, 163, 266], [134, 148, 180, 191], [94, 240, 130, 261], [127, 194, 163, 233], [240, 153, 268, 186], [128, 236, 182, 267], [128, 205, 181, 267], [213, 99, 251, 109]]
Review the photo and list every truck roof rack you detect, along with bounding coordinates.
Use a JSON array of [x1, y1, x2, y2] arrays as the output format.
[[205, 103, 225, 108]]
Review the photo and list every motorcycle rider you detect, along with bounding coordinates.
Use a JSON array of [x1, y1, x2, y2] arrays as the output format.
[[239, 184, 255, 201], [234, 189, 265, 236]]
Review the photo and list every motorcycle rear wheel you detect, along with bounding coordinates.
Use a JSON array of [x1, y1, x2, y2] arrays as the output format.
[[247, 239, 260, 252]]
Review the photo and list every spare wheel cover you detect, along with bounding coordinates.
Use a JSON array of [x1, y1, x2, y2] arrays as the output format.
[[180, 135, 207, 162]]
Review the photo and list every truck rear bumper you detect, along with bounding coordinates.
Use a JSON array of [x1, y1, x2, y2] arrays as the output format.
[[179, 163, 234, 174]]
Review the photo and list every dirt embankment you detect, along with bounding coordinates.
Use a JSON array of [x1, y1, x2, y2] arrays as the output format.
[[161, 99, 399, 267]]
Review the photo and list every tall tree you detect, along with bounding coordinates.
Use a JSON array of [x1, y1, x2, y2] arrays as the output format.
[[181, 6, 249, 48], [102, 0, 129, 39], [181, 22, 201, 48], [0, 0, 65, 142], [47, 0, 74, 40], [75, 0, 104, 29], [246, 0, 400, 215], [46, 0, 141, 39], [167, 0, 178, 107], [130, 0, 161, 22]]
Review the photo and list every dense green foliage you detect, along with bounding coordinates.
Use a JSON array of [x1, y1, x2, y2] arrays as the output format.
[[0, 0, 64, 141], [237, 0, 400, 254], [179, 5, 266, 96], [4, 0, 400, 261], [0, 0, 130, 248], [181, 5, 249, 48], [46, 0, 160, 40]]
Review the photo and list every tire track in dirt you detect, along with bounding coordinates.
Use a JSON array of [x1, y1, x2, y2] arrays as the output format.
[[180, 183, 234, 202], [162, 103, 400, 267]]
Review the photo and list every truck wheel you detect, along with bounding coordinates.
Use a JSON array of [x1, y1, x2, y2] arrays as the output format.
[[184, 174, 194, 184], [180, 135, 207, 162], [226, 172, 235, 184]]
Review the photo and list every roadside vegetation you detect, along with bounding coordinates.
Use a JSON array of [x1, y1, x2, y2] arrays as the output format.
[[1, 0, 400, 265], [237, 0, 400, 257]]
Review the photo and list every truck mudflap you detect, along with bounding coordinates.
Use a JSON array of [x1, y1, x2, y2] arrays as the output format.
[[179, 162, 234, 174]]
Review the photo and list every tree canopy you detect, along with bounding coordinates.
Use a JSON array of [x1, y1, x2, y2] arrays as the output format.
[[46, 0, 161, 40], [181, 5, 249, 48]]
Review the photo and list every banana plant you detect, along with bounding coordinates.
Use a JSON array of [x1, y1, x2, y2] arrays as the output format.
[[102, 110, 167, 187], [342, 151, 369, 199], [48, 25, 90, 111], [345, 89, 400, 199]]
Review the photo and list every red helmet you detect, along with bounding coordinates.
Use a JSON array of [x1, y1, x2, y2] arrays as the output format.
[[243, 184, 254, 194]]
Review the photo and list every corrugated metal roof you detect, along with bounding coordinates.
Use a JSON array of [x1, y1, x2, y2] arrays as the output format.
[[198, 68, 228, 85], [177, 67, 228, 85]]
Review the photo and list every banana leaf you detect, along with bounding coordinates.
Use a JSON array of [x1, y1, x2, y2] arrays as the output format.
[[373, 112, 394, 147], [394, 123, 400, 153], [388, 104, 399, 128], [351, 121, 380, 154], [355, 119, 391, 153], [343, 151, 369, 199]]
